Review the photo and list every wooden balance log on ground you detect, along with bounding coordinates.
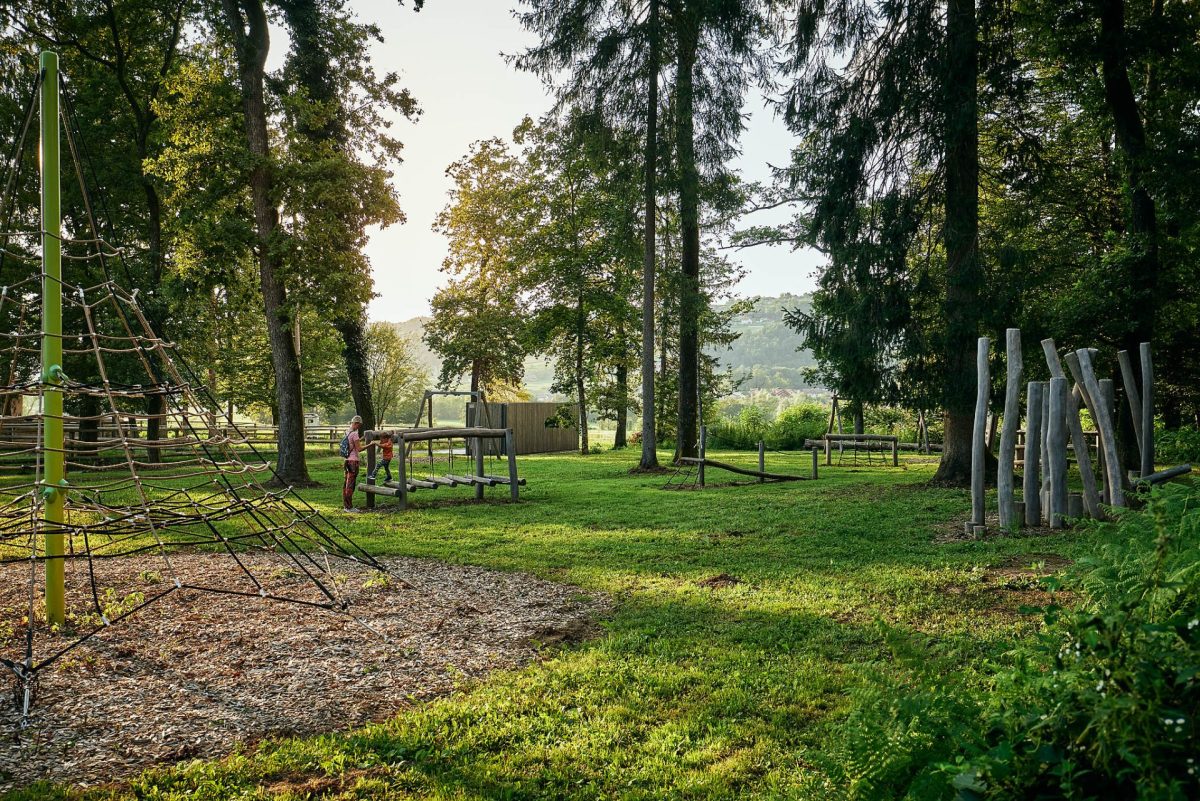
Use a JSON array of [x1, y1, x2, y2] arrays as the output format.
[[358, 427, 524, 510], [676, 426, 819, 487]]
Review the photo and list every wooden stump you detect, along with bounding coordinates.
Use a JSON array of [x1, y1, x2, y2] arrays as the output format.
[[998, 328, 1022, 531], [971, 337, 990, 530], [1024, 381, 1044, 527]]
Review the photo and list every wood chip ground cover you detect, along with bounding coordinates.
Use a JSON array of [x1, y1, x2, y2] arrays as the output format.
[[0, 554, 608, 790]]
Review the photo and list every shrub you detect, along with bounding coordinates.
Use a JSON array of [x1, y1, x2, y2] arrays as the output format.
[[769, 403, 827, 449], [1157, 425, 1200, 465], [818, 482, 1200, 800]]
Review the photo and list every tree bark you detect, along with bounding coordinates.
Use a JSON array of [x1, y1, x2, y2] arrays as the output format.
[[223, 0, 310, 486], [277, 0, 379, 435], [674, 16, 701, 461], [1099, 0, 1160, 472], [614, 361, 628, 448], [932, 0, 981, 486], [639, 0, 660, 469], [334, 317, 374, 432]]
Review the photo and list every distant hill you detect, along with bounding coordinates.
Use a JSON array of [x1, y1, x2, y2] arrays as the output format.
[[379, 292, 820, 398], [710, 293, 817, 391]]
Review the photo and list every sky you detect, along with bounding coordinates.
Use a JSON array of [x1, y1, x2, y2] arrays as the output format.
[[349, 0, 825, 323]]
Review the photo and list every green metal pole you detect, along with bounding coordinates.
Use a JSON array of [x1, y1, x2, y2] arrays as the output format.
[[40, 51, 66, 627]]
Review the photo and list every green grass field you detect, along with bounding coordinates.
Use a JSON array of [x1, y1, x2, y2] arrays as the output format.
[[16, 449, 1104, 800]]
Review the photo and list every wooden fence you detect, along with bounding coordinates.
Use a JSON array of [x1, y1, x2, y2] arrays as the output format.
[[468, 402, 580, 454]]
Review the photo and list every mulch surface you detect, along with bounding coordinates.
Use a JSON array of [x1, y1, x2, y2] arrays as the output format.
[[0, 554, 609, 791]]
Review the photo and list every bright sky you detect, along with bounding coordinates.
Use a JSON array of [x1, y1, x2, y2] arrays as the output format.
[[351, 0, 824, 323]]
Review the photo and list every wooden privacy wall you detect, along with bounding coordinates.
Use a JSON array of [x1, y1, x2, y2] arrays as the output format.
[[467, 402, 580, 454]]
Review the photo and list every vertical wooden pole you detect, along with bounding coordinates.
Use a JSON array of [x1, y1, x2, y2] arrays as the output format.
[[1023, 381, 1043, 527], [398, 434, 408, 510], [1076, 349, 1123, 507], [998, 329, 1022, 530], [757, 440, 765, 483], [474, 434, 485, 500], [971, 337, 989, 529], [365, 432, 376, 510], [1040, 377, 1051, 521], [1117, 350, 1143, 457], [1140, 342, 1154, 478], [1044, 341, 1101, 518], [811, 446, 818, 479], [891, 437, 898, 467], [824, 434, 831, 466], [698, 425, 706, 487], [1047, 377, 1068, 528], [506, 429, 518, 502]]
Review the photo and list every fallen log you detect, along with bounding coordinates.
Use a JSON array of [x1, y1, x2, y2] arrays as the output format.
[[1135, 464, 1193, 487], [677, 457, 809, 482]]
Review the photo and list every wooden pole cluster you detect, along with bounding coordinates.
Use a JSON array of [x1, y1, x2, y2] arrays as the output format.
[[972, 332, 1156, 536]]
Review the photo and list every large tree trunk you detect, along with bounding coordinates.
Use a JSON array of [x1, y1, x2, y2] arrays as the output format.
[[614, 361, 629, 448], [931, 0, 981, 486], [278, 0, 377, 430], [1099, 0, 1160, 470], [576, 294, 589, 455], [223, 0, 310, 486], [336, 317, 376, 433], [638, 0, 660, 470], [674, 19, 701, 462]]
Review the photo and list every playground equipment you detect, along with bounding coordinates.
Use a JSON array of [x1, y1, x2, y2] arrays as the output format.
[[968, 329, 1191, 536], [667, 426, 818, 488], [0, 53, 383, 723], [359, 426, 524, 510]]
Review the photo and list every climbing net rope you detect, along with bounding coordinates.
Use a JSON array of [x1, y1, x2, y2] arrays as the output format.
[[0, 66, 387, 724]]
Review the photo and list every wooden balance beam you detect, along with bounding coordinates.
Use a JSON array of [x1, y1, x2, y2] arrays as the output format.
[[360, 426, 521, 510], [677, 456, 811, 483]]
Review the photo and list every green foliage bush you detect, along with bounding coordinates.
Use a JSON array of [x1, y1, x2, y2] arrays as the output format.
[[1157, 425, 1200, 465], [707, 402, 827, 450], [816, 483, 1200, 800]]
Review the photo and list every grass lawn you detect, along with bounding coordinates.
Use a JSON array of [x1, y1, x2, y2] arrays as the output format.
[[16, 449, 1101, 800]]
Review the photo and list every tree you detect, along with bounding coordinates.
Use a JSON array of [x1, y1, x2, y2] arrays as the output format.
[[426, 138, 530, 393], [366, 323, 428, 427], [777, 0, 986, 484], [274, 0, 418, 435], [220, 0, 309, 484]]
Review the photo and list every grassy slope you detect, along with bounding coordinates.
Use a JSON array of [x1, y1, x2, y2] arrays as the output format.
[[23, 451, 1096, 800]]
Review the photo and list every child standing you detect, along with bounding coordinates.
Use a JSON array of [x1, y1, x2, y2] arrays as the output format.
[[341, 415, 363, 511], [368, 432, 394, 483]]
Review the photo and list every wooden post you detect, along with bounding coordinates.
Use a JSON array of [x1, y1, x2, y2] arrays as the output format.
[[698, 425, 707, 487], [824, 434, 831, 466], [398, 434, 408, 511], [1042, 340, 1102, 518], [1076, 349, 1123, 507], [891, 437, 898, 467], [1047, 377, 1068, 528], [474, 433, 485, 500], [1117, 350, 1144, 457], [1100, 379, 1117, 502], [811, 446, 818, 479], [1024, 381, 1044, 527], [365, 434, 376, 510], [1140, 342, 1154, 478], [998, 328, 1022, 531], [971, 337, 989, 529], [1040, 382, 1051, 522], [505, 428, 519, 502], [757, 440, 765, 483]]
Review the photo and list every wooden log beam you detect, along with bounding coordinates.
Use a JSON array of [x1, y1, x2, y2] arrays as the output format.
[[676, 457, 809, 482], [1076, 348, 1124, 507], [972, 337, 990, 530], [1047, 377, 1069, 528], [1140, 342, 1154, 478], [1117, 349, 1143, 456], [1023, 381, 1044, 527], [1136, 464, 1192, 486], [998, 328, 1022, 531], [1041, 339, 1103, 518]]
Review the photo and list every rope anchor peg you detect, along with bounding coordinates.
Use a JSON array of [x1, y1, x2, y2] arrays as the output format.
[[39, 478, 68, 500], [40, 363, 67, 384]]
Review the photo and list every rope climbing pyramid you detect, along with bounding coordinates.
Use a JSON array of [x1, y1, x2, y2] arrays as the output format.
[[0, 53, 386, 723]]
